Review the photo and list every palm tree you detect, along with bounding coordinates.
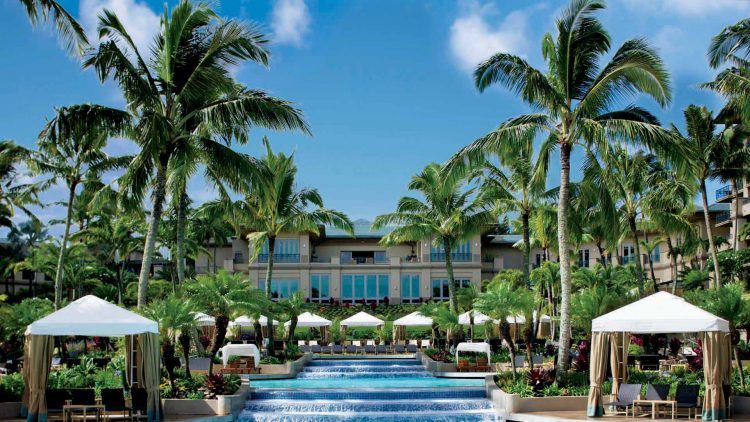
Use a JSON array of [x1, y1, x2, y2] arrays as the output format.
[[529, 203, 558, 263], [455, 0, 673, 374], [16, 0, 88, 55], [374, 162, 495, 314], [33, 104, 131, 309], [713, 123, 750, 254], [530, 261, 560, 339], [185, 270, 256, 374], [451, 132, 550, 285], [671, 105, 725, 289], [245, 138, 353, 356], [474, 278, 534, 379], [275, 291, 309, 347], [192, 203, 236, 273], [143, 294, 197, 386], [0, 140, 44, 228], [84, 1, 309, 309], [457, 285, 481, 340]]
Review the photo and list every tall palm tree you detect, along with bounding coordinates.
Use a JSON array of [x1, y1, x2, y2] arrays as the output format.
[[474, 278, 534, 379], [529, 203, 558, 263], [84, 1, 309, 309], [143, 294, 196, 386], [33, 104, 131, 309], [374, 162, 496, 314], [16, 0, 88, 55], [451, 131, 550, 285], [185, 270, 256, 374], [713, 122, 750, 254], [671, 105, 724, 289], [245, 139, 353, 356], [0, 140, 44, 228], [453, 0, 673, 374]]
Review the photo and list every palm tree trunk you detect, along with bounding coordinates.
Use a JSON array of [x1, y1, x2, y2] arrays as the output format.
[[443, 238, 458, 314], [499, 320, 517, 379], [556, 142, 572, 378], [178, 332, 192, 378], [628, 216, 646, 294], [522, 211, 531, 282], [701, 179, 722, 289], [176, 191, 187, 286], [137, 163, 168, 309], [54, 183, 77, 309], [209, 315, 229, 376], [265, 236, 276, 357], [667, 237, 678, 294], [287, 315, 298, 348], [733, 179, 741, 254]]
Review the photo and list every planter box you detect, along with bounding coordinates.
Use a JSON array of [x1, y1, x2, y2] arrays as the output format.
[[0, 402, 21, 419], [162, 384, 249, 417], [488, 376, 587, 414], [420, 353, 456, 372], [733, 395, 750, 414]]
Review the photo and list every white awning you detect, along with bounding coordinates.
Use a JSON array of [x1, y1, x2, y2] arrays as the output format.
[[341, 311, 384, 327], [592, 291, 730, 333], [286, 312, 331, 328], [194, 313, 215, 327], [455, 341, 491, 362], [458, 311, 494, 325], [26, 295, 158, 336], [230, 315, 279, 327], [218, 343, 261, 367], [393, 311, 433, 327]]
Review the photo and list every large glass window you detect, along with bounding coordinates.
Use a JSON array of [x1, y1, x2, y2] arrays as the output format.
[[431, 279, 471, 301], [401, 274, 420, 303], [258, 238, 300, 263], [621, 245, 635, 264], [650, 245, 661, 263], [341, 274, 389, 303], [431, 240, 472, 262], [259, 279, 299, 300], [310, 274, 330, 302], [577, 249, 590, 267]]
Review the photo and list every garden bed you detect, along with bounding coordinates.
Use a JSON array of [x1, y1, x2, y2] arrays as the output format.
[[162, 382, 249, 417]]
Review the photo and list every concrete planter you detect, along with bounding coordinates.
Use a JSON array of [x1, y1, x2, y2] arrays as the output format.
[[420, 353, 457, 372], [487, 375, 587, 414], [162, 384, 249, 417], [732, 395, 750, 414], [0, 402, 21, 419]]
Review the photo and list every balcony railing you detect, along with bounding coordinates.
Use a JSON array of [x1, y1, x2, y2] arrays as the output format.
[[341, 256, 390, 265], [431, 253, 472, 262], [717, 210, 731, 223], [716, 185, 732, 200], [256, 253, 300, 263]]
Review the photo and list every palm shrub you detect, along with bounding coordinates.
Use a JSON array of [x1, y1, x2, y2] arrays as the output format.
[[453, 0, 673, 376], [275, 291, 309, 347], [144, 294, 197, 387]]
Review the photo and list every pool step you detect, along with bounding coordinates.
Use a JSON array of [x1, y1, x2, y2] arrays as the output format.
[[250, 387, 488, 401], [301, 365, 426, 373], [245, 398, 494, 413], [305, 359, 422, 366], [239, 409, 499, 421]]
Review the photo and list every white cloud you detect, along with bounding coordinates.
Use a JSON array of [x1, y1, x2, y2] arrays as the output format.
[[623, 0, 750, 17], [79, 0, 160, 53], [271, 0, 311, 47], [449, 1, 531, 73]]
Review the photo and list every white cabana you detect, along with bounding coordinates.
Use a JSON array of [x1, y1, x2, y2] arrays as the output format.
[[230, 315, 279, 327], [587, 292, 731, 420], [458, 311, 494, 326], [286, 312, 332, 327], [393, 311, 433, 327], [218, 343, 261, 367], [341, 311, 384, 327], [24, 296, 161, 421], [455, 341, 491, 362], [194, 312, 215, 327]]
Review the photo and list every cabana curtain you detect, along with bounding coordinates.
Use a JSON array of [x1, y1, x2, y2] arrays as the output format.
[[587, 332, 608, 417], [23, 335, 54, 422], [140, 333, 161, 422], [609, 332, 628, 396]]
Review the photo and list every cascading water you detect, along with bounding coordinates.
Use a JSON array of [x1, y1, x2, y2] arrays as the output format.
[[239, 358, 499, 421]]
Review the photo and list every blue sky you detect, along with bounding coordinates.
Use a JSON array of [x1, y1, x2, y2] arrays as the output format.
[[0, 0, 746, 235]]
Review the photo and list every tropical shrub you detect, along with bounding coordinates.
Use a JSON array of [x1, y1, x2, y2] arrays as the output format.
[[0, 373, 24, 402]]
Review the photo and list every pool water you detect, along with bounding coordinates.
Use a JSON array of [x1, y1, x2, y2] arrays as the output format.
[[239, 358, 497, 421]]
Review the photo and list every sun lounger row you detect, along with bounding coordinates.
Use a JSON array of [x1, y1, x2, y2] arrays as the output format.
[[299, 343, 420, 354], [605, 383, 707, 418], [220, 357, 261, 374]]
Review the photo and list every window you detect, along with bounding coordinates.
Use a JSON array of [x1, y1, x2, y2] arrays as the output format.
[[431, 240, 472, 262], [650, 245, 661, 263], [401, 274, 420, 303], [340, 250, 388, 264], [431, 279, 471, 301], [621, 245, 635, 264], [310, 274, 330, 302], [535, 254, 542, 268], [258, 238, 300, 263], [259, 279, 299, 300], [341, 274, 389, 303], [233, 251, 244, 264], [577, 249, 590, 267]]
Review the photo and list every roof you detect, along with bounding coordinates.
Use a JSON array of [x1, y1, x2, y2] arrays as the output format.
[[26, 295, 158, 336], [695, 203, 730, 213], [458, 311, 494, 325], [230, 315, 278, 327], [285, 311, 331, 327], [340, 311, 384, 327], [592, 291, 729, 333], [323, 219, 394, 239], [393, 311, 433, 327], [487, 234, 523, 245]]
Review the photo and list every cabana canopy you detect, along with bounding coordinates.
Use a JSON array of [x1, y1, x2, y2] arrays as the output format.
[[592, 291, 730, 333], [194, 312, 215, 327], [23, 296, 161, 421], [230, 315, 279, 327], [393, 311, 433, 327], [341, 311, 384, 327], [26, 295, 158, 336], [458, 311, 494, 325], [286, 311, 331, 327], [455, 342, 491, 362]]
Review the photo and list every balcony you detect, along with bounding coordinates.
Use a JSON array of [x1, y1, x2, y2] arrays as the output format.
[[256, 253, 300, 264], [431, 252, 472, 262], [341, 256, 390, 265], [716, 210, 731, 226], [716, 185, 732, 201]]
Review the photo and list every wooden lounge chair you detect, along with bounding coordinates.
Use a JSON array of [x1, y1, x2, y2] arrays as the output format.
[[394, 344, 406, 354], [364, 344, 376, 354], [332, 345, 344, 354], [376, 345, 388, 354], [346, 345, 357, 354], [245, 357, 261, 374], [100, 388, 132, 421], [675, 384, 700, 419], [476, 357, 490, 372], [406, 344, 417, 353], [321, 345, 332, 354], [311, 345, 322, 353], [603, 383, 641, 417]]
